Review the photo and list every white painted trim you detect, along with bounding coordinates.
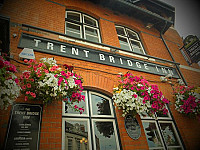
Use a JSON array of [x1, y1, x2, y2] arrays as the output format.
[[59, 35, 110, 50]]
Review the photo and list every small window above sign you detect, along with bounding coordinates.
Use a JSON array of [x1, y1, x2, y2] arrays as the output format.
[[19, 48, 35, 60], [125, 115, 141, 140]]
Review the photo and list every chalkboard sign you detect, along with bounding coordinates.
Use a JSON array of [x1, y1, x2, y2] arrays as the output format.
[[125, 115, 141, 140], [4, 103, 43, 150]]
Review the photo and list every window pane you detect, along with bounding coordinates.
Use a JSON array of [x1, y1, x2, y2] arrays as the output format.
[[91, 94, 111, 116], [130, 40, 143, 53], [84, 15, 97, 27], [85, 27, 98, 36], [142, 122, 164, 149], [118, 36, 131, 51], [66, 22, 81, 33], [130, 40, 141, 48], [116, 26, 126, 36], [168, 148, 182, 150], [159, 123, 180, 147], [68, 138, 73, 150], [86, 35, 99, 43], [93, 121, 118, 150], [127, 30, 139, 40], [64, 92, 87, 115], [65, 120, 89, 150], [66, 22, 81, 38], [66, 11, 81, 22]]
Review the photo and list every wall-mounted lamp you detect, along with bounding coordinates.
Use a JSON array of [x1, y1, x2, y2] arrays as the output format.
[[80, 137, 88, 144]]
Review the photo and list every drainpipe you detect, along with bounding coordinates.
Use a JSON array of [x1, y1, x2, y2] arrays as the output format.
[[160, 21, 188, 86]]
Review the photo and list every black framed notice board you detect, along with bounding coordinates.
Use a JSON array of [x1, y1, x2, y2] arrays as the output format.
[[4, 103, 43, 150]]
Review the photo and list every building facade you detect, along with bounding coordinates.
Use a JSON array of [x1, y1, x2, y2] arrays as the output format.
[[0, 0, 200, 150]]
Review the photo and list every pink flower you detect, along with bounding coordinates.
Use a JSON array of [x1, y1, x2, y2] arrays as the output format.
[[74, 105, 78, 109], [38, 63, 44, 67], [44, 69, 49, 73], [144, 96, 149, 101], [14, 78, 19, 84], [24, 59, 28, 63], [81, 95, 85, 101], [27, 83, 31, 88], [153, 95, 158, 99], [162, 98, 169, 104], [133, 94, 137, 98], [30, 78, 34, 82], [22, 85, 26, 90], [37, 74, 42, 77], [72, 93, 76, 98], [26, 91, 30, 95], [151, 104, 157, 109], [150, 90, 155, 94], [25, 96, 28, 101], [31, 93, 36, 98], [61, 71, 66, 76]]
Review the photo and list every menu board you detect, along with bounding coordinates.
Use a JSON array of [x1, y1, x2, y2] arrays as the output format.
[[4, 103, 43, 150]]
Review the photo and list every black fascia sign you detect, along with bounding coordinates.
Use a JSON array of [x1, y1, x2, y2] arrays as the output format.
[[18, 33, 180, 78]]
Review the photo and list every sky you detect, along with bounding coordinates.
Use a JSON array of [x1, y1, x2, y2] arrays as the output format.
[[159, 0, 200, 39]]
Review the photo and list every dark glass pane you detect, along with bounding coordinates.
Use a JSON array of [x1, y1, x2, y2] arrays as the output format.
[[67, 12, 80, 22], [168, 148, 182, 150], [142, 122, 164, 148], [127, 30, 139, 40], [65, 120, 89, 150], [94, 121, 117, 150], [84, 15, 97, 26], [85, 27, 98, 36], [130, 40, 141, 48], [68, 139, 73, 150], [116, 27, 125, 36], [66, 22, 81, 33], [91, 94, 111, 116], [130, 40, 143, 53], [65, 92, 87, 114], [118, 36, 131, 51], [159, 123, 180, 146]]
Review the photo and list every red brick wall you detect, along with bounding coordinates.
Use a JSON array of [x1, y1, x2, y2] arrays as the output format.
[[0, 0, 200, 150]]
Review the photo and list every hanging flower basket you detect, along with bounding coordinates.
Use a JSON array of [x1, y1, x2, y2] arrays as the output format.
[[20, 58, 85, 113], [174, 85, 200, 117], [112, 72, 169, 117], [0, 56, 21, 110]]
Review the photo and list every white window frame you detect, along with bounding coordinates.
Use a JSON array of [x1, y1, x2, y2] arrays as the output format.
[[83, 14, 98, 27], [141, 105, 184, 150], [142, 120, 165, 150], [89, 91, 114, 118], [84, 25, 101, 43], [65, 10, 101, 43], [65, 11, 82, 22], [62, 91, 89, 117], [62, 118, 92, 150], [92, 119, 120, 150], [115, 25, 146, 54], [158, 121, 183, 150], [65, 21, 82, 38], [62, 90, 121, 150]]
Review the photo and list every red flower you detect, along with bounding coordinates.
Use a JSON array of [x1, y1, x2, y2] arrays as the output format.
[[0, 59, 4, 69]]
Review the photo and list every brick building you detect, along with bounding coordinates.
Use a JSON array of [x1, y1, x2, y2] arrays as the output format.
[[0, 0, 200, 150]]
